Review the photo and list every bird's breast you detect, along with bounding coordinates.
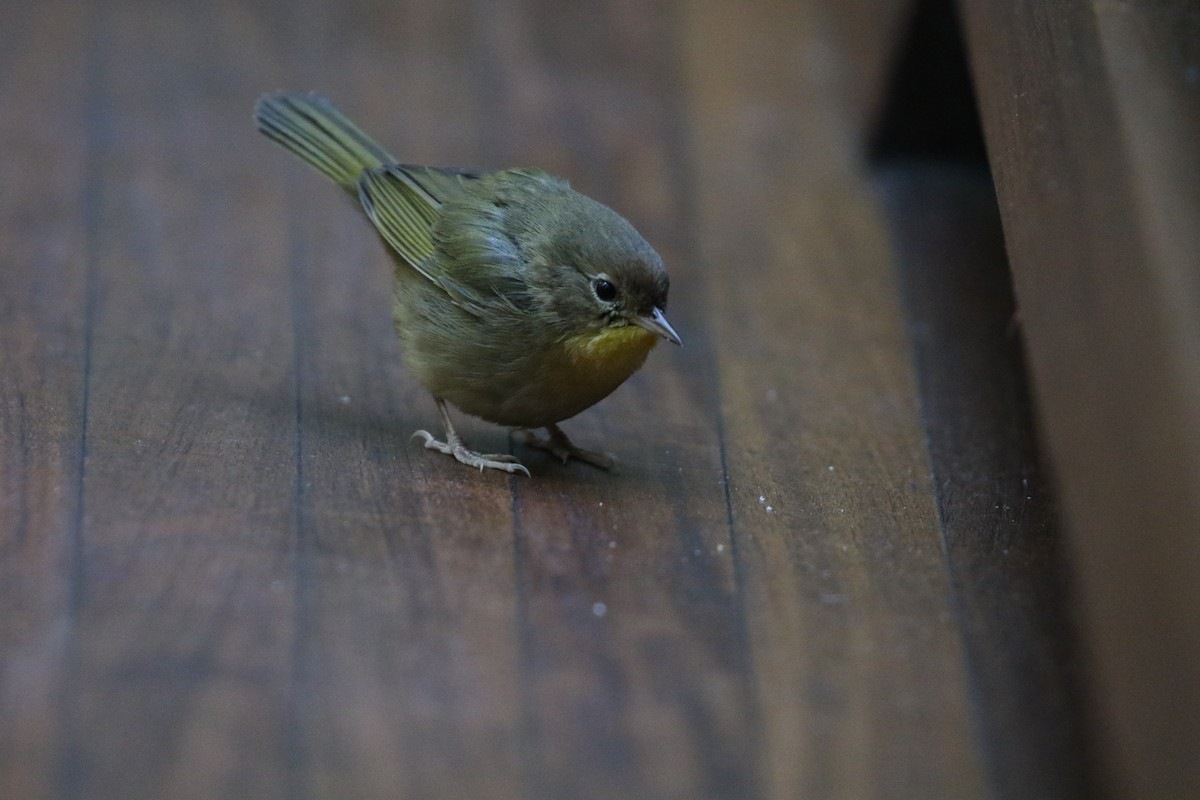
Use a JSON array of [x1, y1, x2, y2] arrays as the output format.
[[562, 325, 657, 382], [408, 314, 659, 427], [526, 324, 657, 416]]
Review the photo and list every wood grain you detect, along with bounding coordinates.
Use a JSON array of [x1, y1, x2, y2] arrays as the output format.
[[961, 0, 1200, 795], [678, 3, 988, 796], [53, 4, 300, 797], [0, 4, 92, 799], [0, 0, 1108, 797], [876, 163, 1096, 799]]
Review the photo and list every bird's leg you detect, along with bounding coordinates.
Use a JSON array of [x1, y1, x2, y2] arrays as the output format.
[[519, 423, 617, 471], [412, 399, 530, 476]]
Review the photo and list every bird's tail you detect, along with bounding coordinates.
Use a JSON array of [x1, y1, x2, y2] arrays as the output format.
[[254, 92, 394, 190]]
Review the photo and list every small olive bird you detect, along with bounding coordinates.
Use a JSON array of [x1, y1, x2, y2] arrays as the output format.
[[255, 92, 679, 476]]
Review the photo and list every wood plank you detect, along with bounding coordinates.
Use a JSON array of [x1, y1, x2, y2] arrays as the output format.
[[961, 0, 1200, 795], [678, 2, 987, 796], [46, 3, 300, 797], [270, 3, 525, 798], [475, 5, 757, 798], [876, 163, 1097, 799], [0, 4, 91, 798]]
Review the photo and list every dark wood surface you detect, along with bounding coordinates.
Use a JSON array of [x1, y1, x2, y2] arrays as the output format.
[[0, 0, 1153, 797], [875, 163, 1095, 800], [962, 1, 1200, 797]]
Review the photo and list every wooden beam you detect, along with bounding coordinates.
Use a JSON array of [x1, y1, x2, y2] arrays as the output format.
[[961, 0, 1200, 795]]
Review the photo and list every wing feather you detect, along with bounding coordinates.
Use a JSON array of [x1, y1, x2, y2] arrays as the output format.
[[358, 165, 487, 315]]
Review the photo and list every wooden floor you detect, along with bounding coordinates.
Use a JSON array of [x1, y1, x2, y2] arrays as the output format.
[[0, 1, 1106, 798]]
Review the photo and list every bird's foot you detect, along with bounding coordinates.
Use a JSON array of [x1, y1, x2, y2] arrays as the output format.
[[412, 429, 530, 477], [519, 424, 617, 471]]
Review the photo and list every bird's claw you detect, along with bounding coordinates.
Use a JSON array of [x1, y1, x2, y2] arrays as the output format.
[[518, 428, 617, 471], [411, 429, 530, 476]]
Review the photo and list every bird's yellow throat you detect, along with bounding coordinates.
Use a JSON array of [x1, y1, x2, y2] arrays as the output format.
[[565, 324, 657, 372]]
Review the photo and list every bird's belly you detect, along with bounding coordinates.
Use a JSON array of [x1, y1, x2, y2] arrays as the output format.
[[432, 325, 657, 428], [539, 325, 658, 418]]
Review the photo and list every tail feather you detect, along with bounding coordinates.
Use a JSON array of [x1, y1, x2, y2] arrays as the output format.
[[254, 92, 394, 189]]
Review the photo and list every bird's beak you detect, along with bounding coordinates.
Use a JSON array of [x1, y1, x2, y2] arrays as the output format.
[[633, 307, 682, 346]]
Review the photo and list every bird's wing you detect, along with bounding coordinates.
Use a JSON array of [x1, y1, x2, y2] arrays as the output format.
[[357, 165, 486, 313], [397, 164, 483, 203]]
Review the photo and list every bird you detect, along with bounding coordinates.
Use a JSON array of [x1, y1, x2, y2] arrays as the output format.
[[254, 92, 680, 476]]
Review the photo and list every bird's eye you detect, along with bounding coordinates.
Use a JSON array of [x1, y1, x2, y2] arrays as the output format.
[[592, 278, 617, 302]]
